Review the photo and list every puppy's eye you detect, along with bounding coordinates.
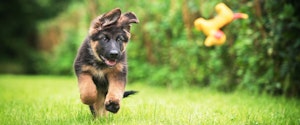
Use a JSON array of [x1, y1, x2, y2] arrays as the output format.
[[116, 37, 122, 42], [116, 36, 125, 42], [100, 36, 109, 42]]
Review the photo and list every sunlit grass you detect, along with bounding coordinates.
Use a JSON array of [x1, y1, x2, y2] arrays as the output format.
[[0, 75, 299, 124]]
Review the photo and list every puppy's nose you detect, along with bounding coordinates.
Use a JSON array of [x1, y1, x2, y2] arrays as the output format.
[[109, 50, 119, 59]]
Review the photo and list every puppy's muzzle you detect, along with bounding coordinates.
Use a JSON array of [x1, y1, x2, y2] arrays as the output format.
[[109, 50, 119, 59]]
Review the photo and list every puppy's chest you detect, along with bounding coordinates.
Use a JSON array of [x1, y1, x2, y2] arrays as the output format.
[[91, 68, 106, 79], [81, 62, 124, 78], [81, 65, 108, 78]]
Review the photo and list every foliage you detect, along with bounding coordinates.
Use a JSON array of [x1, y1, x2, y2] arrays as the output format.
[[1, 0, 300, 97], [36, 3, 88, 75], [0, 0, 76, 74], [0, 75, 299, 124]]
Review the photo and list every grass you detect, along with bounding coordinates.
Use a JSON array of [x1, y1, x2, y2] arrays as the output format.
[[0, 75, 299, 125]]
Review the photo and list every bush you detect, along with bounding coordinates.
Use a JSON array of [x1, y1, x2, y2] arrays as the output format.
[[5, 0, 299, 97]]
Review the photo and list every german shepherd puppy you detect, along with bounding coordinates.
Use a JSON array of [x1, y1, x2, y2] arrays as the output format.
[[74, 8, 139, 117]]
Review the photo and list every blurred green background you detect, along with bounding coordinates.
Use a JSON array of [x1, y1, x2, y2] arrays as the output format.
[[0, 0, 299, 97]]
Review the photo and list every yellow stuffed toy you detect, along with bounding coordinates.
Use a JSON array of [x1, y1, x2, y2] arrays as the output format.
[[194, 3, 248, 47]]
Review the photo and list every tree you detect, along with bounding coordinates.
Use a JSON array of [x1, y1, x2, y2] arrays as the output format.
[[0, 0, 74, 73]]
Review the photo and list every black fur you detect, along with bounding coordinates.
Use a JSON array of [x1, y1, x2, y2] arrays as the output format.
[[73, 8, 139, 116], [123, 90, 138, 98], [89, 105, 96, 117]]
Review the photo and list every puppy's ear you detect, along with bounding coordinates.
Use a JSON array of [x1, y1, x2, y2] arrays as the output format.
[[119, 12, 139, 25], [118, 12, 139, 32], [100, 8, 121, 27], [89, 8, 121, 36]]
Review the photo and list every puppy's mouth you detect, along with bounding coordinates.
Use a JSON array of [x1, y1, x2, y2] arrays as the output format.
[[100, 56, 117, 66]]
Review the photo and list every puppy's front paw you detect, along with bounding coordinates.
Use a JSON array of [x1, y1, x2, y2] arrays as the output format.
[[105, 100, 120, 113]]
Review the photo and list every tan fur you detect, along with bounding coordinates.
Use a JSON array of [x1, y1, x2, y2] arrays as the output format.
[[123, 29, 131, 39], [77, 73, 98, 105], [122, 42, 127, 53], [81, 65, 104, 78], [105, 72, 125, 107], [93, 89, 107, 116], [88, 16, 103, 36], [80, 63, 125, 116], [90, 40, 103, 62], [81, 63, 124, 78]]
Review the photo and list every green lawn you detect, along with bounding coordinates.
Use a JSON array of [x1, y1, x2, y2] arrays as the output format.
[[0, 75, 299, 125]]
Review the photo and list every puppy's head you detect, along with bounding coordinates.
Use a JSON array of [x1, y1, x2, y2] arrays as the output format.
[[88, 8, 139, 67]]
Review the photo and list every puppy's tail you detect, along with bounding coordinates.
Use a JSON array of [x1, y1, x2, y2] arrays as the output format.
[[123, 90, 138, 98]]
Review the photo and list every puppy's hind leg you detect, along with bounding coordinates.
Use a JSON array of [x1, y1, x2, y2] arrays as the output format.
[[93, 91, 108, 117], [89, 105, 96, 117]]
